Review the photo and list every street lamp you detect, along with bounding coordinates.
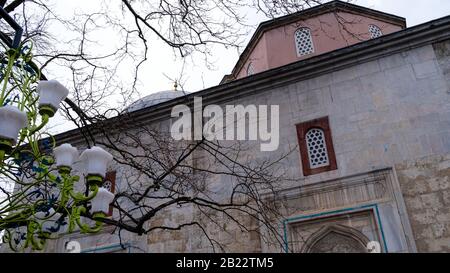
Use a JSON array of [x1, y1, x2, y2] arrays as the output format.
[[53, 143, 78, 173], [80, 146, 113, 184], [91, 188, 115, 214], [37, 80, 69, 118], [0, 80, 68, 157], [0, 41, 115, 251], [0, 105, 28, 154]]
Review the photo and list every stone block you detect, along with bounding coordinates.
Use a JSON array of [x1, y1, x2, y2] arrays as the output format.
[[332, 66, 358, 84], [353, 96, 376, 113], [415, 224, 433, 240], [307, 73, 332, 90], [355, 60, 381, 77], [379, 53, 407, 70], [148, 242, 164, 252], [359, 71, 387, 93], [371, 91, 389, 109], [399, 176, 430, 197], [436, 209, 450, 223], [404, 197, 424, 210], [431, 223, 447, 238], [426, 237, 450, 252], [420, 192, 443, 209], [412, 60, 439, 79], [411, 208, 437, 225], [331, 78, 362, 102], [414, 239, 429, 252], [440, 132, 450, 153], [443, 190, 450, 205], [406, 45, 436, 64], [297, 88, 321, 109], [428, 176, 450, 192]]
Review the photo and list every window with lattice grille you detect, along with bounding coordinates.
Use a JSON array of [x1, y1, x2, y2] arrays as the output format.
[[306, 128, 329, 168], [369, 24, 383, 39], [295, 28, 314, 57], [296, 117, 337, 176], [102, 180, 113, 193], [247, 63, 255, 76]]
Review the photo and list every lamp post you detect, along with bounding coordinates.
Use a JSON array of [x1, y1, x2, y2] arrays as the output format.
[[0, 9, 115, 251], [37, 80, 69, 118], [80, 146, 114, 185], [0, 105, 27, 155], [0, 86, 116, 250], [53, 143, 78, 173]]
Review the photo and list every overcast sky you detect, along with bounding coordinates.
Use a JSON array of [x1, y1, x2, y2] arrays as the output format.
[[360, 0, 450, 27]]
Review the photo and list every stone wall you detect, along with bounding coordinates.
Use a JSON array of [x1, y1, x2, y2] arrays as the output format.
[[146, 204, 262, 253], [13, 36, 450, 253], [221, 38, 450, 252], [396, 154, 450, 252], [86, 38, 450, 253], [393, 40, 450, 252]]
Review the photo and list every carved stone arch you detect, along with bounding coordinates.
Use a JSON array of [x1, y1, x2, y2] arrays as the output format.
[[301, 224, 370, 253]]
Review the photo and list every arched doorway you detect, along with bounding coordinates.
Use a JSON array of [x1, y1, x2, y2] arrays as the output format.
[[301, 225, 370, 253]]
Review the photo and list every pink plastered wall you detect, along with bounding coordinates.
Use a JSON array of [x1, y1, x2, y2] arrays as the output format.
[[236, 33, 269, 79], [236, 11, 403, 79]]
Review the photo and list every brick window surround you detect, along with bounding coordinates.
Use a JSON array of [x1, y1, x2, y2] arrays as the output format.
[[296, 117, 337, 176]]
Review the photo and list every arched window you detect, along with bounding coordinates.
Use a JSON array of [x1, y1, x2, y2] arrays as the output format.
[[247, 63, 255, 76], [296, 116, 337, 176], [369, 24, 383, 39], [306, 128, 329, 168], [295, 27, 314, 57]]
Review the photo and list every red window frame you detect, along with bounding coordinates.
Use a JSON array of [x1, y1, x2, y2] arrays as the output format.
[[296, 116, 337, 176], [104, 171, 116, 217]]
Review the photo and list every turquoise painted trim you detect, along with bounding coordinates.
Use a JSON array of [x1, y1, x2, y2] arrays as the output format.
[[374, 205, 388, 252], [282, 220, 288, 253], [282, 204, 388, 253], [81, 243, 131, 253]]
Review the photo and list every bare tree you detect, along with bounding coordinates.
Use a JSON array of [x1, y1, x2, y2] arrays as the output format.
[[0, 0, 348, 252]]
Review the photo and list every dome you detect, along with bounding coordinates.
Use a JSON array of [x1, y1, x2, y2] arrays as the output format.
[[125, 90, 188, 112]]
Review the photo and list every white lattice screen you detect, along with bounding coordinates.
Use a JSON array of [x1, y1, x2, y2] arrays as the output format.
[[247, 63, 255, 76], [369, 25, 383, 39], [102, 180, 113, 193], [306, 128, 329, 168], [295, 28, 314, 57]]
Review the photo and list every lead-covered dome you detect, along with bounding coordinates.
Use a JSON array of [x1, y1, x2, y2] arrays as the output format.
[[125, 90, 188, 112]]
